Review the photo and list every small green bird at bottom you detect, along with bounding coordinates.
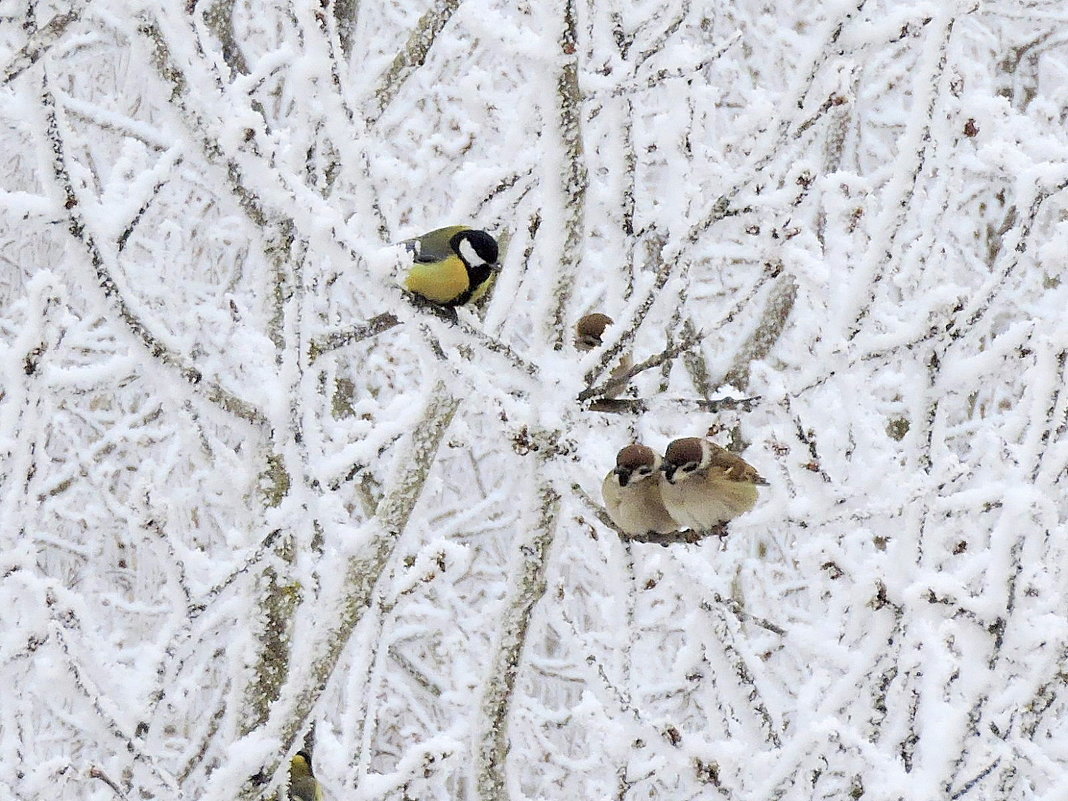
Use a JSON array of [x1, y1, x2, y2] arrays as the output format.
[[404, 226, 500, 307], [289, 751, 324, 801]]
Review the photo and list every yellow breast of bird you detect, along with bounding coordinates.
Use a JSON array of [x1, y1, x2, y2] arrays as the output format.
[[405, 255, 471, 304]]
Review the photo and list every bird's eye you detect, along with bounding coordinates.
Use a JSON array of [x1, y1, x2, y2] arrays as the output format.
[[637, 466, 650, 475]]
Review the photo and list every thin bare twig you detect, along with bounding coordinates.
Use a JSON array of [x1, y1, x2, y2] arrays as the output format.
[[88, 766, 130, 801], [586, 396, 761, 414]]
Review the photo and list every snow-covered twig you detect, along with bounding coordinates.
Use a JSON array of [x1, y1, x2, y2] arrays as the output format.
[[371, 0, 462, 121], [579, 322, 704, 401], [40, 80, 268, 429], [1, 1, 90, 86], [721, 273, 797, 391]]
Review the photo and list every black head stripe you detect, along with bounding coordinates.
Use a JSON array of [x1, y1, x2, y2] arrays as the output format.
[[451, 229, 499, 266], [468, 230, 499, 264]]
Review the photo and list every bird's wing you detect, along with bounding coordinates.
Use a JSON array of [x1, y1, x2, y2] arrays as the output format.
[[406, 225, 467, 263], [706, 443, 768, 485]]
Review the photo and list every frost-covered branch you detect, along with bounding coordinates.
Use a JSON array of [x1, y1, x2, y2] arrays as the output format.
[[702, 604, 782, 748], [312, 300, 538, 379], [371, 0, 461, 121], [308, 313, 401, 360], [199, 0, 250, 75], [845, 13, 957, 337], [545, 0, 588, 347], [579, 322, 704, 401], [721, 273, 798, 391], [0, 1, 89, 86], [238, 383, 461, 792], [685, 0, 871, 242], [476, 470, 560, 801], [41, 81, 268, 429]]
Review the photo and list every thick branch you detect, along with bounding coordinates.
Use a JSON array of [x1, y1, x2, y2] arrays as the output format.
[[476, 472, 561, 801], [546, 0, 588, 348], [237, 383, 461, 799]]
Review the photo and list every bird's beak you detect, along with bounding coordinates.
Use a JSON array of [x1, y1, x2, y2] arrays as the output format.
[[488, 262, 501, 273], [613, 466, 629, 488], [661, 464, 676, 484]]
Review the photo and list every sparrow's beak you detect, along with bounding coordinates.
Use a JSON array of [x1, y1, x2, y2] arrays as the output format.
[[661, 463, 676, 484], [613, 466, 630, 488]]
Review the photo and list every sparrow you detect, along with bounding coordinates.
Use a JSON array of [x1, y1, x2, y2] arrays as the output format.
[[602, 444, 679, 535], [659, 437, 767, 533], [575, 313, 633, 398]]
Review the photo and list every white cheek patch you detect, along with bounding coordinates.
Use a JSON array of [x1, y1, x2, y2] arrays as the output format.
[[458, 238, 484, 266], [700, 440, 713, 466]]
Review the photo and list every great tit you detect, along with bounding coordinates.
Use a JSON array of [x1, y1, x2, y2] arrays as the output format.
[[659, 437, 768, 534], [403, 226, 500, 307], [289, 751, 324, 801], [602, 444, 679, 535]]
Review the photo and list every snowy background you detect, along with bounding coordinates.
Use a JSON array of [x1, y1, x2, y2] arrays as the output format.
[[2, 0, 1068, 799]]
